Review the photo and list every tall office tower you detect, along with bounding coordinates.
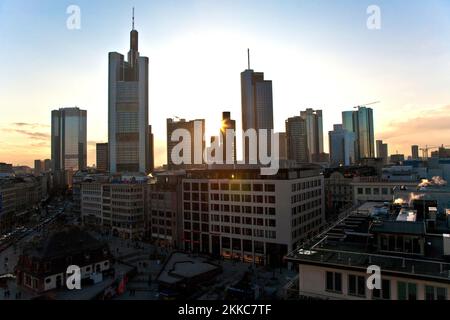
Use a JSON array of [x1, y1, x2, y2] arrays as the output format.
[[376, 140, 389, 165], [411, 145, 419, 160], [34, 160, 43, 176], [328, 124, 355, 167], [109, 11, 151, 174], [96, 143, 109, 172], [166, 118, 206, 170], [43, 159, 52, 172], [300, 108, 324, 162], [341, 106, 375, 161], [241, 50, 274, 162], [278, 132, 288, 161], [51, 107, 87, 172], [148, 125, 154, 172], [220, 112, 236, 163], [285, 116, 308, 163]]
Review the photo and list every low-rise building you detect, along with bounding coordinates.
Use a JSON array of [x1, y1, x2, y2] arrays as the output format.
[[15, 227, 113, 294], [286, 202, 450, 300], [80, 174, 148, 240], [0, 176, 48, 232]]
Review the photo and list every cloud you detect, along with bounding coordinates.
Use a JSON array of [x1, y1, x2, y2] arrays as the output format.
[[13, 122, 50, 128], [377, 104, 450, 155], [8, 129, 50, 140]]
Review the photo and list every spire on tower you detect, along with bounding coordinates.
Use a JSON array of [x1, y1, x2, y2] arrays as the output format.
[[247, 48, 250, 70], [132, 7, 135, 30]]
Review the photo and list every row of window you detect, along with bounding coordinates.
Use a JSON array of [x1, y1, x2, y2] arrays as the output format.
[[357, 187, 394, 196], [291, 180, 322, 192], [325, 271, 447, 300], [291, 189, 321, 204]]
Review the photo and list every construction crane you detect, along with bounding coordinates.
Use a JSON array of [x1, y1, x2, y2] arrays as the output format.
[[352, 101, 380, 109], [419, 144, 450, 159]]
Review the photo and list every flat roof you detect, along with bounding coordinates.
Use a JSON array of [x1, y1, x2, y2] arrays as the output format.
[[156, 252, 220, 285]]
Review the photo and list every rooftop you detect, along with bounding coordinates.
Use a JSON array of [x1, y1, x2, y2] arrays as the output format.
[[286, 202, 450, 282]]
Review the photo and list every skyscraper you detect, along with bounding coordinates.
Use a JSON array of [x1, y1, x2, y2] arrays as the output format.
[[34, 160, 43, 176], [241, 50, 273, 162], [166, 118, 205, 170], [376, 140, 388, 164], [108, 10, 151, 174], [96, 143, 109, 172], [285, 116, 308, 163], [300, 108, 323, 162], [220, 112, 236, 163], [328, 124, 355, 167], [411, 145, 419, 160], [341, 106, 374, 161], [148, 125, 154, 172], [51, 107, 87, 173]]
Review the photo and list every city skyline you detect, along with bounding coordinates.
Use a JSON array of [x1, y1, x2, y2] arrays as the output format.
[[2, 0, 450, 167]]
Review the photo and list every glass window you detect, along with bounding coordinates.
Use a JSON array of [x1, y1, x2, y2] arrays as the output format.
[[358, 188, 363, 195], [398, 282, 406, 300]]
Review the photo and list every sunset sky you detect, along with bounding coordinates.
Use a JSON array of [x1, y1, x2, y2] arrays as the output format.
[[2, 0, 450, 167]]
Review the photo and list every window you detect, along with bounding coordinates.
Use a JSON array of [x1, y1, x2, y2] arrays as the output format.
[[382, 188, 388, 195], [373, 188, 380, 195], [326, 271, 342, 293], [348, 275, 365, 297], [373, 279, 391, 300], [365, 188, 371, 195], [426, 286, 447, 300], [357, 188, 363, 195], [253, 184, 263, 192], [231, 184, 240, 191], [398, 282, 417, 300], [265, 184, 275, 192]]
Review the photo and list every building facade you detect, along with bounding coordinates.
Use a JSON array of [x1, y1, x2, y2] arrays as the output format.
[[96, 143, 109, 172], [181, 166, 325, 266], [329, 124, 355, 167], [342, 106, 375, 161], [286, 116, 308, 164], [51, 107, 87, 173], [241, 65, 274, 163], [108, 18, 151, 174], [300, 109, 324, 162], [80, 174, 148, 239], [166, 118, 206, 170]]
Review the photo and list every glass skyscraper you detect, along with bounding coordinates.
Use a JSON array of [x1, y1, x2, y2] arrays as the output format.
[[241, 55, 274, 163], [108, 13, 151, 174], [341, 106, 375, 161], [51, 107, 87, 172]]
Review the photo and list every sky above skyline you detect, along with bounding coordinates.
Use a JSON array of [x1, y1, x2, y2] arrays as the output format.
[[2, 0, 450, 167]]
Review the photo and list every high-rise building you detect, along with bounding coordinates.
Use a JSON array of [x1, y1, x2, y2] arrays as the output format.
[[96, 143, 109, 172], [43, 159, 51, 172], [241, 51, 273, 162], [166, 118, 205, 170], [220, 112, 236, 163], [328, 124, 355, 167], [300, 109, 324, 162], [34, 160, 43, 176], [342, 106, 374, 160], [278, 132, 288, 161], [108, 11, 151, 174], [286, 116, 308, 163], [148, 125, 154, 172], [376, 140, 388, 164], [412, 145, 419, 160], [51, 107, 87, 173]]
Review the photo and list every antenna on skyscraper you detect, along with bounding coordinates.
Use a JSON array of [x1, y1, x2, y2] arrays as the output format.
[[132, 7, 135, 30], [247, 48, 251, 69]]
